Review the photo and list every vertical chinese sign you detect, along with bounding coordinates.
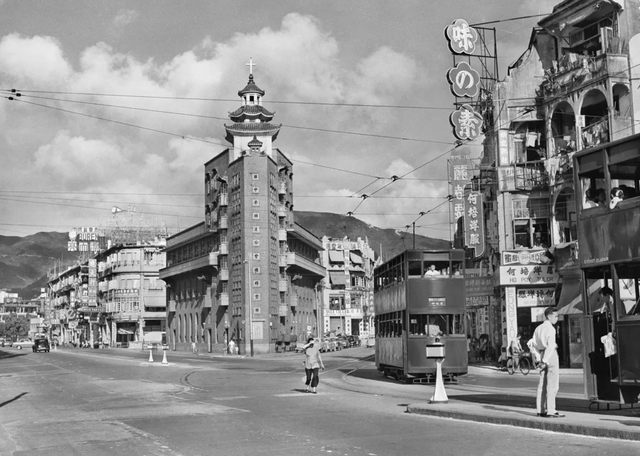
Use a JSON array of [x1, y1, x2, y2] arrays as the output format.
[[446, 18, 486, 257], [445, 19, 484, 142], [88, 259, 97, 307]]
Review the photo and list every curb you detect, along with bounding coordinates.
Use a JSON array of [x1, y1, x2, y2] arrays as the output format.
[[406, 402, 640, 441]]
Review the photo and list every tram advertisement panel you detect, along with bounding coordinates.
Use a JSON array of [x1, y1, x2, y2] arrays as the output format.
[[579, 209, 640, 266]]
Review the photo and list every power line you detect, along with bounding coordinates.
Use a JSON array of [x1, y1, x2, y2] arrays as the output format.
[[2, 88, 451, 110], [470, 13, 549, 27]]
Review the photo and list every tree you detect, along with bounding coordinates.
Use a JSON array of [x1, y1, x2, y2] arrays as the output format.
[[0, 314, 30, 341]]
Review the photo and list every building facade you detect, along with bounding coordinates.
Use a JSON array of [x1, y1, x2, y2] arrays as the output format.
[[320, 236, 377, 337], [482, 0, 640, 367], [160, 69, 325, 355]]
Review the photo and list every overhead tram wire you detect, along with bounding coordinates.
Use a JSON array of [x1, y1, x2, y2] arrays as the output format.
[[10, 92, 453, 146], [1, 88, 451, 111]]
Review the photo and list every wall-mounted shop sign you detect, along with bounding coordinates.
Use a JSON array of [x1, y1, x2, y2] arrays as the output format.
[[445, 19, 479, 55], [499, 265, 558, 286], [516, 287, 555, 308], [447, 61, 480, 98], [502, 249, 551, 266], [450, 104, 483, 141]]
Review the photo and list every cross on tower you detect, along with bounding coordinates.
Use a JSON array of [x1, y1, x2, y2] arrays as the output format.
[[246, 57, 256, 76]]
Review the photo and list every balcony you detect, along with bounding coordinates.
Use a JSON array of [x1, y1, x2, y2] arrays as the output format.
[[541, 53, 630, 98], [219, 267, 229, 281], [209, 251, 219, 266], [219, 292, 229, 307], [581, 117, 609, 149], [290, 293, 298, 308], [219, 215, 228, 229], [279, 279, 288, 292], [278, 182, 287, 195], [279, 254, 288, 268], [203, 293, 212, 309], [514, 161, 548, 190], [219, 242, 228, 255], [218, 192, 228, 206], [278, 229, 287, 241], [168, 300, 176, 313], [142, 311, 166, 319], [277, 205, 287, 217], [160, 254, 216, 280], [286, 252, 326, 278]]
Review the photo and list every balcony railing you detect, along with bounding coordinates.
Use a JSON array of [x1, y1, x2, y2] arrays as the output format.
[[209, 252, 219, 266], [279, 279, 288, 292], [219, 292, 229, 307], [219, 267, 229, 281], [220, 242, 228, 255], [279, 254, 288, 268], [277, 205, 287, 217], [218, 192, 228, 206], [219, 215, 228, 229], [514, 161, 548, 190], [278, 229, 287, 241]]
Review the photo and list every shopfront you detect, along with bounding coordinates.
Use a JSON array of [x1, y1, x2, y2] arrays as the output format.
[[499, 249, 558, 355]]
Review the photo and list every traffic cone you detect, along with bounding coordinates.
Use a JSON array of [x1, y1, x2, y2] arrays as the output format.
[[148, 349, 154, 363], [429, 359, 449, 404], [161, 349, 168, 365]]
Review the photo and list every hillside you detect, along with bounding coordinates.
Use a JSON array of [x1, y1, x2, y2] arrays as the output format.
[[2, 212, 449, 299], [294, 211, 449, 261], [0, 231, 79, 295]]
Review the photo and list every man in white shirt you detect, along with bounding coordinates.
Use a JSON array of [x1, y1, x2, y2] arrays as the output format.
[[531, 307, 565, 418], [424, 264, 439, 276]]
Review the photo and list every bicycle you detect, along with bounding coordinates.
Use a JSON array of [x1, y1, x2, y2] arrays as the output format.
[[506, 352, 531, 375]]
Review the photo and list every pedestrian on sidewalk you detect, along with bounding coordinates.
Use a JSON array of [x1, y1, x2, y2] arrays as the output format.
[[531, 307, 565, 418], [302, 336, 325, 394]]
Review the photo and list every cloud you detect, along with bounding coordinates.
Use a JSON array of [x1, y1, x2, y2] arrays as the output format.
[[0, 13, 437, 236], [113, 9, 139, 29]]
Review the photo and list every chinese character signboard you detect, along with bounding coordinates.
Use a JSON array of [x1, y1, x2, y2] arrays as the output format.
[[516, 287, 555, 308], [450, 104, 483, 141], [464, 190, 485, 257], [68, 227, 106, 252], [445, 19, 478, 55], [88, 259, 97, 306], [450, 145, 473, 225], [501, 249, 552, 266], [465, 276, 493, 296], [499, 265, 559, 286]]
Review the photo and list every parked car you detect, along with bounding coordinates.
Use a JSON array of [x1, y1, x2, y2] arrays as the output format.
[[335, 337, 348, 350], [14, 339, 34, 350], [365, 336, 376, 348], [32, 338, 50, 353]]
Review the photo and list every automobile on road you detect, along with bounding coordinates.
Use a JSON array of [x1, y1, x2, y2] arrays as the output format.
[[32, 338, 50, 353], [14, 339, 34, 350], [365, 336, 375, 348]]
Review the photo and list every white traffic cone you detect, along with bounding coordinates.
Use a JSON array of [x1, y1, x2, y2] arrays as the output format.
[[148, 349, 154, 363], [161, 349, 168, 365], [429, 359, 449, 404]]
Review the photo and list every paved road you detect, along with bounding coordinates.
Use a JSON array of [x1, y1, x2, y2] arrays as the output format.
[[1, 346, 636, 456]]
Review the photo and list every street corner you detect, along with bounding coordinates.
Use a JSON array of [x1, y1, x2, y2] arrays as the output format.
[[406, 401, 640, 442]]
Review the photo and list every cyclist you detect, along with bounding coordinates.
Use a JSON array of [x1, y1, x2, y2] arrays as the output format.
[[509, 333, 524, 368]]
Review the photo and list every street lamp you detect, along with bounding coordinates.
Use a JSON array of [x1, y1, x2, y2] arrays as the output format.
[[243, 259, 254, 357]]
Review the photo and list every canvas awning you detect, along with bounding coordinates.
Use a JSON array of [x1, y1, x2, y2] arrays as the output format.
[[349, 252, 363, 265], [556, 277, 582, 316], [329, 271, 346, 285], [328, 251, 344, 263]]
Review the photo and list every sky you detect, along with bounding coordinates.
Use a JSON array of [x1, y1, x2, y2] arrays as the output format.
[[0, 0, 560, 241]]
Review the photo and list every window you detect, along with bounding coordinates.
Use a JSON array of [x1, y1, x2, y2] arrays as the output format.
[[512, 198, 550, 248], [408, 314, 463, 336]]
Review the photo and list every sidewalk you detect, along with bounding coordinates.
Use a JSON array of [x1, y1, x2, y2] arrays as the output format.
[[330, 364, 640, 441]]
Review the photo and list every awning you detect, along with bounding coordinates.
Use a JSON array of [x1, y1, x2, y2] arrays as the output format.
[[329, 271, 346, 285], [556, 277, 582, 316], [349, 252, 363, 265], [328, 251, 344, 263]]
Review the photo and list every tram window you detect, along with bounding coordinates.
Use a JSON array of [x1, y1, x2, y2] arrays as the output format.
[[427, 315, 447, 336], [614, 263, 640, 318], [408, 260, 422, 278]]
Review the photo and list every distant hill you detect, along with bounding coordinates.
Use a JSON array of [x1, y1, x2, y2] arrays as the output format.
[[1, 213, 449, 299], [0, 232, 79, 298], [294, 211, 449, 261]]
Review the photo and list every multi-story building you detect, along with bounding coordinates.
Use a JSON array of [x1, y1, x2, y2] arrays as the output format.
[[95, 242, 167, 348], [483, 0, 640, 367], [46, 263, 83, 345], [160, 68, 325, 355], [320, 236, 377, 337]]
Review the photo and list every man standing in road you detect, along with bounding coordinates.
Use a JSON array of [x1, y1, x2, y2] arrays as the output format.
[[532, 307, 565, 418]]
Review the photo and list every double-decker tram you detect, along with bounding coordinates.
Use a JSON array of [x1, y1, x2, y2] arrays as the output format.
[[574, 132, 640, 406], [373, 249, 467, 383]]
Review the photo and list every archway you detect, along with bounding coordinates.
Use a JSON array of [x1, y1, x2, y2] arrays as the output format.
[[550, 101, 575, 154], [580, 89, 609, 148]]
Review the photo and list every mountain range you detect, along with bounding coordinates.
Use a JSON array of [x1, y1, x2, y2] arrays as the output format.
[[1, 211, 448, 299]]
